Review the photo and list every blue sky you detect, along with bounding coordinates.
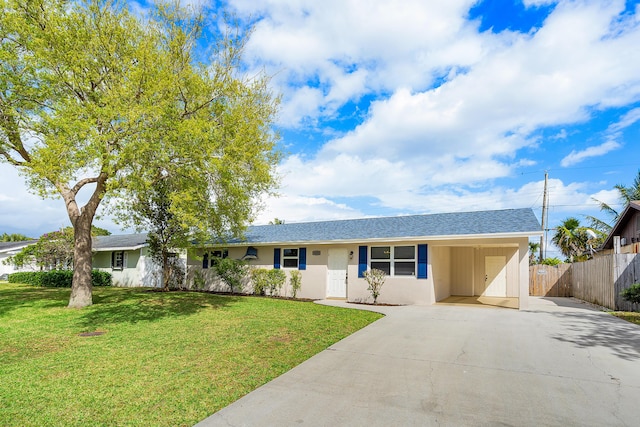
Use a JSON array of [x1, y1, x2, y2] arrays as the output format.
[[1, 0, 640, 258]]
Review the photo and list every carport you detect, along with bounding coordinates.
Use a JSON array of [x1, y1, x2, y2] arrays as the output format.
[[430, 241, 528, 308]]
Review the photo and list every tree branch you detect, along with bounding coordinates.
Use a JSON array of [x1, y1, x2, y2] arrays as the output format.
[[0, 147, 25, 166], [70, 176, 100, 196]]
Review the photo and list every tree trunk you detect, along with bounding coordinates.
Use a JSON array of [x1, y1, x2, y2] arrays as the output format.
[[163, 251, 170, 291], [62, 173, 106, 308], [68, 215, 93, 308]]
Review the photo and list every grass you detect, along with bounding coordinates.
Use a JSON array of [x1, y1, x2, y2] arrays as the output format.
[[610, 311, 640, 326], [0, 283, 382, 426]]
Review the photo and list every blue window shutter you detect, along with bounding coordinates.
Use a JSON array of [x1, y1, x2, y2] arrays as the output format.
[[417, 244, 428, 279], [202, 253, 209, 269], [358, 246, 367, 278], [299, 248, 307, 270], [274, 248, 281, 269]]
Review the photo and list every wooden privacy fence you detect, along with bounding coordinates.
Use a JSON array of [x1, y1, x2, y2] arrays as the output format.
[[572, 256, 615, 309], [529, 254, 640, 311], [529, 264, 572, 297]]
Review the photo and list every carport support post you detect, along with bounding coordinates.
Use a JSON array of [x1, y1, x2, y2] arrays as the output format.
[[519, 239, 529, 310]]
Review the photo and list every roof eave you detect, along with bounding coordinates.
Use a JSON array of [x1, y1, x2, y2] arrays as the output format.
[[602, 201, 640, 249], [93, 244, 147, 252], [219, 231, 542, 247]]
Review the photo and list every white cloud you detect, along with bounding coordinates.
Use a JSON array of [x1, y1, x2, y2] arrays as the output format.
[[560, 141, 622, 167], [257, 2, 640, 221], [608, 107, 640, 133], [254, 194, 363, 225], [233, 0, 482, 127], [237, 0, 640, 210]]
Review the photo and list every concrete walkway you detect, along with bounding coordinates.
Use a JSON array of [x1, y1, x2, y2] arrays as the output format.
[[196, 297, 640, 426]]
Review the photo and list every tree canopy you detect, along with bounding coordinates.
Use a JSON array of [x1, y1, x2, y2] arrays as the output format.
[[0, 0, 280, 307], [0, 232, 32, 242], [551, 217, 600, 263]]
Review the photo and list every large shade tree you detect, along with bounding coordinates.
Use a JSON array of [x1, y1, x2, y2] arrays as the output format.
[[0, 0, 280, 307]]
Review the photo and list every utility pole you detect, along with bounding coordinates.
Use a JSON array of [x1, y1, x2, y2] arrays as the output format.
[[540, 171, 548, 262]]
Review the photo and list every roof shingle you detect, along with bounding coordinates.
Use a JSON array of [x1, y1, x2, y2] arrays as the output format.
[[231, 208, 541, 245]]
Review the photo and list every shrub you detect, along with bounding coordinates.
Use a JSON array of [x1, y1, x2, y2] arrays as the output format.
[[92, 270, 113, 287], [213, 258, 248, 293], [620, 283, 640, 305], [289, 270, 302, 298], [363, 268, 386, 304], [250, 268, 269, 296], [8, 270, 112, 287], [541, 257, 563, 266], [8, 271, 45, 285], [266, 269, 286, 297], [193, 270, 205, 290]]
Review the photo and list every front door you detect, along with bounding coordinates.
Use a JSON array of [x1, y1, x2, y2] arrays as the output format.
[[327, 249, 348, 298], [483, 256, 507, 297]]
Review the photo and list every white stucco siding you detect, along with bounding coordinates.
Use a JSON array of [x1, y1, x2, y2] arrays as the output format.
[[450, 247, 474, 296], [188, 236, 528, 306], [92, 248, 171, 288], [518, 238, 530, 309]]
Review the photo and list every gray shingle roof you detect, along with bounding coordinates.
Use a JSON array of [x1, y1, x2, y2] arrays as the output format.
[[230, 208, 541, 245], [92, 234, 148, 251], [0, 240, 38, 253]]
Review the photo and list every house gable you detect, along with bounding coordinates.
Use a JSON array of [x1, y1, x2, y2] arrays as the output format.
[[602, 201, 640, 249]]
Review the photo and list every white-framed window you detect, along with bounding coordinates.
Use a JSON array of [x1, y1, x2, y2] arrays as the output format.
[[203, 249, 228, 269], [112, 251, 126, 270], [282, 248, 299, 268], [370, 245, 415, 276]]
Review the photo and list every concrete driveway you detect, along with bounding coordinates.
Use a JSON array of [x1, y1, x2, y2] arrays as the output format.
[[196, 297, 640, 426]]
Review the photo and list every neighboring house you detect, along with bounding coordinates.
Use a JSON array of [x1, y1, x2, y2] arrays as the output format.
[[2, 233, 180, 287], [188, 208, 542, 309], [600, 201, 640, 255], [92, 234, 185, 287], [0, 240, 39, 280]]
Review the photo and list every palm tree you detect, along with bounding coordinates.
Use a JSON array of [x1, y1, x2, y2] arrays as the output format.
[[552, 217, 590, 263], [589, 170, 640, 231], [528, 241, 540, 265]]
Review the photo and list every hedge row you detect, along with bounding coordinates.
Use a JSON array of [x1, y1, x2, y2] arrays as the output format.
[[8, 270, 112, 288]]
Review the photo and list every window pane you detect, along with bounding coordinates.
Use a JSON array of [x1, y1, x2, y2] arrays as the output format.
[[283, 258, 298, 268], [283, 248, 298, 257], [395, 262, 415, 276], [394, 246, 415, 259], [371, 246, 390, 259], [371, 262, 390, 275]]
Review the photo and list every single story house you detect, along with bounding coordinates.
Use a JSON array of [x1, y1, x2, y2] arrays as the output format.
[[599, 201, 640, 255], [91, 233, 186, 287], [189, 208, 542, 309], [0, 240, 39, 280]]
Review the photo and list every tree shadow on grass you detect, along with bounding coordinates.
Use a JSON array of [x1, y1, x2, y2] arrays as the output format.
[[78, 289, 241, 330], [0, 284, 70, 316], [0, 284, 241, 330]]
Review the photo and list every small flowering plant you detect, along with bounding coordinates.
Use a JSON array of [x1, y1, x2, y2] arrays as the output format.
[[363, 268, 386, 304]]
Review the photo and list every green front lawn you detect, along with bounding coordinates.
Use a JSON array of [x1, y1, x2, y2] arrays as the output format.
[[0, 283, 382, 426]]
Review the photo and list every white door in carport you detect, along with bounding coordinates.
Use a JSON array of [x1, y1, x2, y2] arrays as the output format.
[[483, 255, 507, 297], [327, 249, 348, 298]]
